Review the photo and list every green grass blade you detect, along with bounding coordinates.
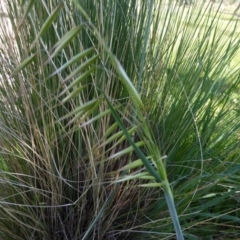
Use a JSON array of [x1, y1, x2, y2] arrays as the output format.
[[30, 3, 63, 49], [11, 54, 36, 76], [105, 95, 161, 181]]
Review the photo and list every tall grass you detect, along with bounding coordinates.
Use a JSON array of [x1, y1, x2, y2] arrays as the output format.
[[0, 0, 240, 239]]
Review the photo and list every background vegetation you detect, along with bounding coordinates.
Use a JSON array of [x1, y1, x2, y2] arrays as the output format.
[[0, 0, 240, 239]]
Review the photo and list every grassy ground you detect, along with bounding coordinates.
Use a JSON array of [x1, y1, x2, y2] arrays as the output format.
[[176, 3, 240, 68]]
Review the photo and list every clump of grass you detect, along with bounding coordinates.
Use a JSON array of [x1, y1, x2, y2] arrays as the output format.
[[0, 0, 240, 239]]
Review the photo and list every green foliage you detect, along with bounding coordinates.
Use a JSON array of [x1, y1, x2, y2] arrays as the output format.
[[0, 0, 240, 239]]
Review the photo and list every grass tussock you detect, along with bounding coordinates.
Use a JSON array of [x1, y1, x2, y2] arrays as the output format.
[[0, 0, 240, 239]]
